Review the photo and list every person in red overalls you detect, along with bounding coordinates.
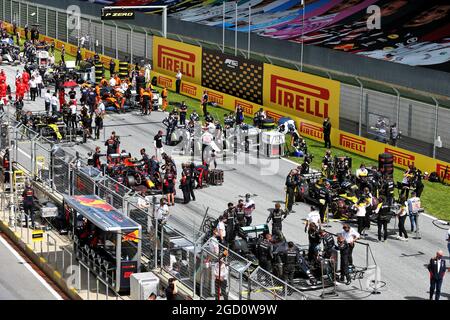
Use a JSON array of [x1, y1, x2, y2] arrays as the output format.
[[15, 76, 21, 90], [0, 79, 7, 99], [59, 88, 66, 111], [22, 70, 30, 98], [15, 80, 25, 100], [0, 69, 6, 83]]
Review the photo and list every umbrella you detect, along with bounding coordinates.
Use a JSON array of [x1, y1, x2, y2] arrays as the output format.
[[63, 80, 78, 88], [1, 38, 13, 45], [278, 117, 292, 125]]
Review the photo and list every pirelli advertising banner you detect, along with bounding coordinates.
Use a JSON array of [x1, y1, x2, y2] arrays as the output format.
[[153, 36, 202, 85], [202, 48, 264, 105], [296, 117, 450, 183], [263, 63, 340, 130]]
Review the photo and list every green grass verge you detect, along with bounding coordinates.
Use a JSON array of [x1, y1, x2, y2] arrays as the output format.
[[284, 137, 450, 221]]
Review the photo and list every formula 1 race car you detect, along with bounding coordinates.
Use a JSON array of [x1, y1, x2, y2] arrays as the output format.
[[296, 172, 335, 204], [105, 153, 162, 195], [17, 111, 65, 142], [103, 90, 130, 113], [229, 225, 333, 290]]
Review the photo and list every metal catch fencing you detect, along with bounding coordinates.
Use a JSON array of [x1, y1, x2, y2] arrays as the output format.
[[199, 236, 253, 300], [0, 0, 154, 64], [0, 118, 313, 300]]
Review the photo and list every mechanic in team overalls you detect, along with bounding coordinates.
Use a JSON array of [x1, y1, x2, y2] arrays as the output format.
[[22, 183, 36, 229], [266, 202, 287, 235]]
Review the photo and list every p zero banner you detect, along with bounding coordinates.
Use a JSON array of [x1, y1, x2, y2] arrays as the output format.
[[201, 48, 264, 105], [263, 63, 340, 129], [153, 36, 202, 85]]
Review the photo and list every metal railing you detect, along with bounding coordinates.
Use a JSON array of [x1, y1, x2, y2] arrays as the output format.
[[0, 121, 308, 300]]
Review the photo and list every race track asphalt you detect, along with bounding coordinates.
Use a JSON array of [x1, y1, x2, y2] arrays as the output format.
[[0, 235, 62, 300]]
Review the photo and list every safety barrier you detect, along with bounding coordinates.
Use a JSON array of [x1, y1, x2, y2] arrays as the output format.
[[247, 266, 308, 300]]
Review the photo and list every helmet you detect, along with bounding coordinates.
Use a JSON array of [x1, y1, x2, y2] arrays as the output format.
[[245, 193, 251, 199]]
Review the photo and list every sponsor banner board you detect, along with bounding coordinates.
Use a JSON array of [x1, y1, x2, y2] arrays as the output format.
[[153, 36, 202, 85]]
